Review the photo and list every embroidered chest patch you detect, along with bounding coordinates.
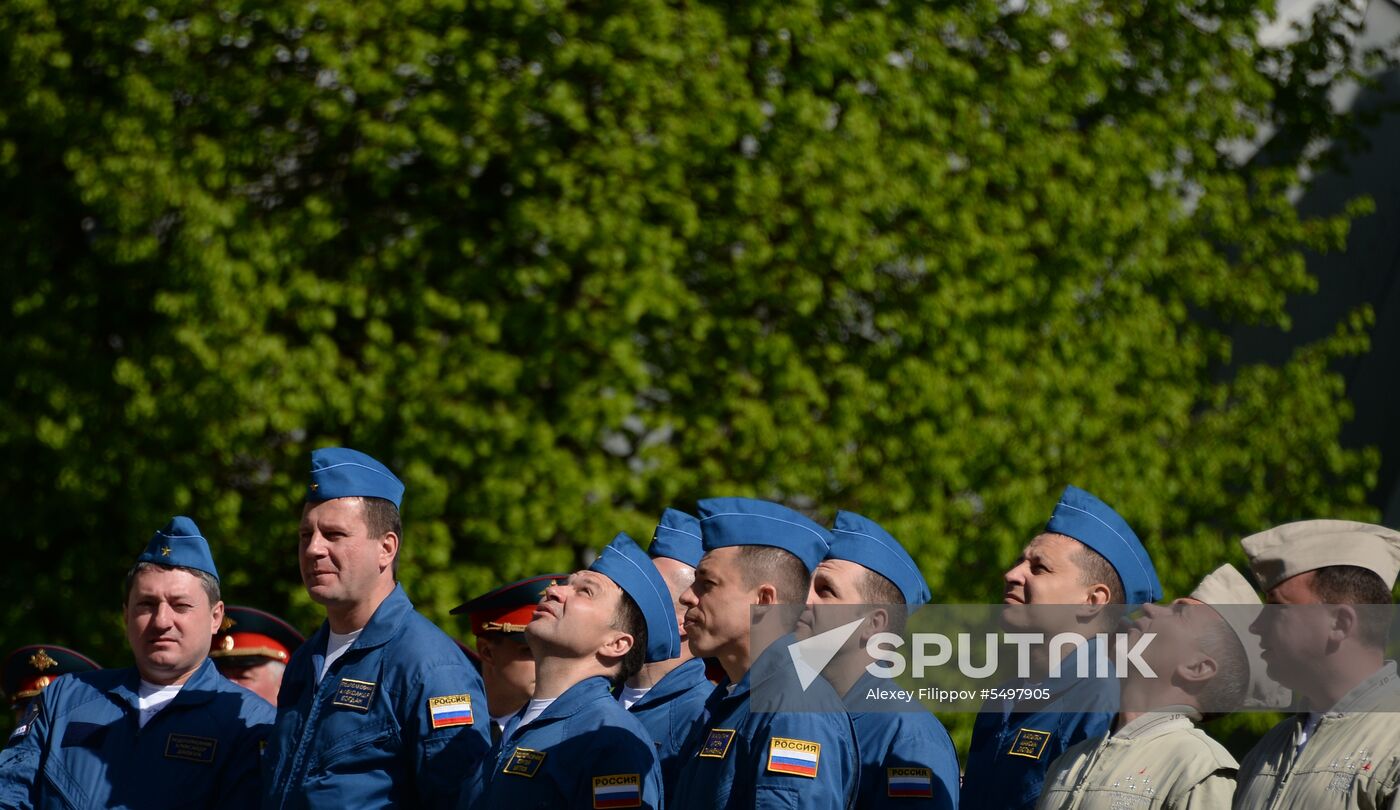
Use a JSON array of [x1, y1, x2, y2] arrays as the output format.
[[592, 773, 641, 808], [699, 728, 736, 760], [503, 747, 547, 777], [887, 767, 933, 798], [165, 733, 218, 764], [1327, 749, 1373, 793], [427, 694, 473, 728], [1007, 727, 1052, 760], [332, 678, 376, 712], [767, 736, 821, 778]]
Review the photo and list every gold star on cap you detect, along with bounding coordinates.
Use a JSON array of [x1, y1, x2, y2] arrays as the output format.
[[160, 546, 172, 556], [309, 482, 319, 492], [221, 635, 235, 652], [29, 649, 58, 672]]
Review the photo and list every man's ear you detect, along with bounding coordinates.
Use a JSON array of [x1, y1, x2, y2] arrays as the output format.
[[1329, 605, 1359, 644], [379, 531, 399, 571], [600, 630, 634, 661], [755, 583, 779, 606], [1177, 653, 1218, 689], [209, 601, 226, 636], [857, 607, 891, 645]]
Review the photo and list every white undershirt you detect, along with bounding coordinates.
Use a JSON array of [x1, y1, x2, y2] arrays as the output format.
[[490, 713, 514, 730], [319, 629, 363, 683], [518, 697, 556, 729], [137, 680, 184, 728], [618, 685, 651, 710]]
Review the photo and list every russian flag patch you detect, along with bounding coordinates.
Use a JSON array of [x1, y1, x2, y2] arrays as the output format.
[[888, 767, 934, 798], [428, 694, 473, 729], [766, 736, 821, 778], [592, 773, 641, 808]]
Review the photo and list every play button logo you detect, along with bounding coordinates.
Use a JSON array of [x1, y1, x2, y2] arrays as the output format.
[[788, 618, 865, 690]]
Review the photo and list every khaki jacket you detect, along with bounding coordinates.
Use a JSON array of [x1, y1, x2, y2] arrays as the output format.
[[1039, 710, 1237, 809]]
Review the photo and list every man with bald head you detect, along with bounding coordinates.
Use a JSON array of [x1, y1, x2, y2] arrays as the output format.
[[1038, 563, 1289, 808], [962, 485, 1163, 810]]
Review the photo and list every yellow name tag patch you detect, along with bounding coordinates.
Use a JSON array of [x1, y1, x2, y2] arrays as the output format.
[[1008, 727, 1052, 760], [767, 736, 820, 778], [592, 773, 641, 808], [333, 678, 376, 712], [699, 728, 736, 759], [165, 733, 218, 764], [504, 747, 547, 777]]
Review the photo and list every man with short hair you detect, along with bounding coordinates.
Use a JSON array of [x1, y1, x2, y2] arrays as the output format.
[[1233, 520, 1400, 809], [671, 497, 859, 809], [459, 532, 667, 808], [623, 508, 717, 796], [0, 517, 274, 808], [450, 573, 564, 743], [1038, 563, 1289, 809], [262, 447, 491, 809], [210, 605, 305, 705], [798, 510, 959, 809], [962, 485, 1163, 810]]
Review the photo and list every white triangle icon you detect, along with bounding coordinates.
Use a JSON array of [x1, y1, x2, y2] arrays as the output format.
[[788, 618, 865, 690]]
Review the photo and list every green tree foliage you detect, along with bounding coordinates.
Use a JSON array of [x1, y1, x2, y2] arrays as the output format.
[[0, 0, 1383, 747]]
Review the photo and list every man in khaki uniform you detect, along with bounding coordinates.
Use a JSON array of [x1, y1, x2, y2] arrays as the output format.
[[1233, 520, 1400, 810], [1039, 564, 1289, 810]]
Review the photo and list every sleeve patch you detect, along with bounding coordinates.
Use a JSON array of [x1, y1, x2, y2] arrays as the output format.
[[428, 694, 474, 728], [592, 773, 641, 808], [767, 736, 820, 778], [888, 767, 934, 798]]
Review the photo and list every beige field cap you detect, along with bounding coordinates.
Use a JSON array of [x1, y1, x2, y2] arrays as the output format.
[[1190, 563, 1291, 710], [1241, 519, 1400, 592]]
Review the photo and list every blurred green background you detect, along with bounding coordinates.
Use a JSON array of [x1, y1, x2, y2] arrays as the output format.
[[3, 0, 1396, 756]]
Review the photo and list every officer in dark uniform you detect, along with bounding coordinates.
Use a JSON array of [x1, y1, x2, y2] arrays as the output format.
[[459, 532, 669, 808], [671, 497, 860, 809], [961, 485, 1162, 810], [210, 605, 305, 705], [624, 508, 718, 797], [261, 447, 491, 809], [0, 516, 275, 809], [2, 645, 100, 725], [800, 510, 960, 809], [451, 573, 564, 744]]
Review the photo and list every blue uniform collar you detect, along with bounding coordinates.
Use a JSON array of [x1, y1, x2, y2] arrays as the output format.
[[107, 657, 224, 712], [627, 658, 710, 711], [305, 583, 414, 657], [502, 675, 616, 743]]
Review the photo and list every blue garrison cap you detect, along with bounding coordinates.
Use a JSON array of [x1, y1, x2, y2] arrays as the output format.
[[827, 511, 932, 608], [307, 447, 404, 508], [136, 516, 219, 580], [590, 533, 681, 663], [648, 508, 703, 568], [1045, 485, 1161, 605], [697, 497, 832, 573]]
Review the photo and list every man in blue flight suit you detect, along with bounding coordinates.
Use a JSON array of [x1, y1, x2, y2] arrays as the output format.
[[622, 508, 718, 796], [262, 447, 491, 809], [0, 516, 275, 809], [961, 485, 1162, 810], [671, 497, 860, 810], [798, 510, 960, 809], [451, 573, 565, 744], [459, 532, 668, 809]]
